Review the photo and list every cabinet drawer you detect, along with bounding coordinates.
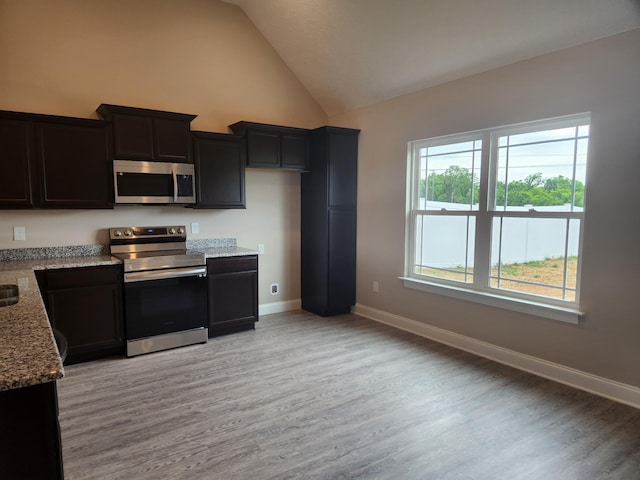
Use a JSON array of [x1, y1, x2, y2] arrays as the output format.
[[45, 265, 122, 289], [207, 255, 257, 275]]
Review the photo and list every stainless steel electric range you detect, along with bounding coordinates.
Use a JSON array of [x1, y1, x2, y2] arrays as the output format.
[[109, 226, 208, 357]]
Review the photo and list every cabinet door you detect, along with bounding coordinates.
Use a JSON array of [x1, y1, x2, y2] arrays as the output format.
[[37, 123, 113, 208], [193, 133, 245, 208], [153, 117, 192, 162], [208, 271, 258, 332], [281, 132, 309, 170], [0, 119, 35, 207], [47, 283, 123, 364], [246, 129, 280, 168], [0, 382, 64, 480], [43, 265, 124, 364], [207, 256, 258, 336], [328, 209, 357, 314], [111, 113, 154, 160], [328, 131, 358, 208]]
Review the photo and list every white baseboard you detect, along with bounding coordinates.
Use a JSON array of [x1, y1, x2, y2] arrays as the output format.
[[259, 298, 301, 316], [353, 303, 640, 409]]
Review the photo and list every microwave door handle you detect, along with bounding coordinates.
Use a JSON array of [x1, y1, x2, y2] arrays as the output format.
[[172, 168, 178, 203]]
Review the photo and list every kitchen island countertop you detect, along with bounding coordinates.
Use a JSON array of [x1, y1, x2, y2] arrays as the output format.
[[0, 254, 121, 391]]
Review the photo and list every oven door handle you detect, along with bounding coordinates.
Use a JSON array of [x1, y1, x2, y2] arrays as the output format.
[[124, 266, 207, 283]]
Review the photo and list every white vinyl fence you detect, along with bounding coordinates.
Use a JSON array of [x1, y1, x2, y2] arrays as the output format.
[[416, 201, 581, 268]]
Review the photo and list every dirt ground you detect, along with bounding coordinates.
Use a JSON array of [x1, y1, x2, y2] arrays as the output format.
[[419, 256, 578, 301]]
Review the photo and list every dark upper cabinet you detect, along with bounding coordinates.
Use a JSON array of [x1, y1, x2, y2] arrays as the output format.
[[245, 129, 280, 168], [301, 126, 360, 317], [192, 131, 246, 209], [38, 122, 113, 208], [36, 265, 124, 365], [0, 111, 113, 209], [97, 104, 196, 163], [207, 255, 259, 337], [154, 117, 193, 161], [0, 118, 34, 207], [281, 132, 309, 170], [228, 121, 310, 170], [107, 113, 153, 160]]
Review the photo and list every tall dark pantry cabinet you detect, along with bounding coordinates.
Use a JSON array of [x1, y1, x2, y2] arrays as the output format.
[[301, 126, 360, 316]]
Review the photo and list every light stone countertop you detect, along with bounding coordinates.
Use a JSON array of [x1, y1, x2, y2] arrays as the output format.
[[198, 246, 259, 258], [0, 254, 121, 391], [185, 238, 258, 258], [0, 255, 121, 273]]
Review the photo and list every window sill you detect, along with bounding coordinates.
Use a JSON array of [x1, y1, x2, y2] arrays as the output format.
[[399, 277, 584, 324]]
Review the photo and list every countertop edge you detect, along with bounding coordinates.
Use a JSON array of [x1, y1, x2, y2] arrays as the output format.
[[0, 268, 66, 392], [200, 246, 259, 258], [0, 255, 121, 392]]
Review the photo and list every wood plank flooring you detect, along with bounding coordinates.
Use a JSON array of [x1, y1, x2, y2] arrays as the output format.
[[57, 311, 640, 479]]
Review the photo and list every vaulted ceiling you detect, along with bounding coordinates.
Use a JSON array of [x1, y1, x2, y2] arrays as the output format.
[[224, 0, 640, 116]]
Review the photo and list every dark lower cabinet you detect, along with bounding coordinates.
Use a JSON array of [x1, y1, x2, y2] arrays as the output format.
[[0, 381, 64, 480], [36, 265, 124, 364], [301, 126, 360, 316], [207, 255, 258, 336], [327, 209, 357, 311]]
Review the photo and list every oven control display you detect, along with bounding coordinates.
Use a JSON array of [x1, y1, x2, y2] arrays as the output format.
[[133, 227, 167, 236]]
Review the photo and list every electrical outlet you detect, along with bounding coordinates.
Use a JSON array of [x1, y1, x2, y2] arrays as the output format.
[[13, 226, 26, 241], [372, 281, 379, 293], [191, 222, 199, 234], [258, 244, 265, 254], [270, 283, 279, 295]]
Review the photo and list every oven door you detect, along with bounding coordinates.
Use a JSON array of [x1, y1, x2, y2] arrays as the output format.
[[123, 267, 207, 341]]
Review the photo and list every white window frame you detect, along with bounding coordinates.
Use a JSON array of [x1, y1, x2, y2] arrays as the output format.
[[402, 114, 590, 324]]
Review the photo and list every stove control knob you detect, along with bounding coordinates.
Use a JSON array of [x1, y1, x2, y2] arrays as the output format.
[[169, 228, 176, 235], [124, 229, 133, 237], [177, 227, 185, 235], [113, 230, 122, 237]]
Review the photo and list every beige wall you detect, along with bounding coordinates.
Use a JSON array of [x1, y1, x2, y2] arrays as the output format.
[[330, 29, 640, 387], [0, 0, 328, 304]]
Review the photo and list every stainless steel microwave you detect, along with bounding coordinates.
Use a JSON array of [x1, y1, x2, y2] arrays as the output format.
[[113, 160, 196, 204]]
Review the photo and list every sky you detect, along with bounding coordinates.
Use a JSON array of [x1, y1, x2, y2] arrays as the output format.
[[418, 124, 589, 186]]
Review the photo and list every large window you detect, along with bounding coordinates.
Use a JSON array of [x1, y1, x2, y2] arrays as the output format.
[[405, 114, 589, 321]]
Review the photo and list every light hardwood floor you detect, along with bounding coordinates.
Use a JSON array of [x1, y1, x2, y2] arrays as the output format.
[[57, 311, 640, 479]]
